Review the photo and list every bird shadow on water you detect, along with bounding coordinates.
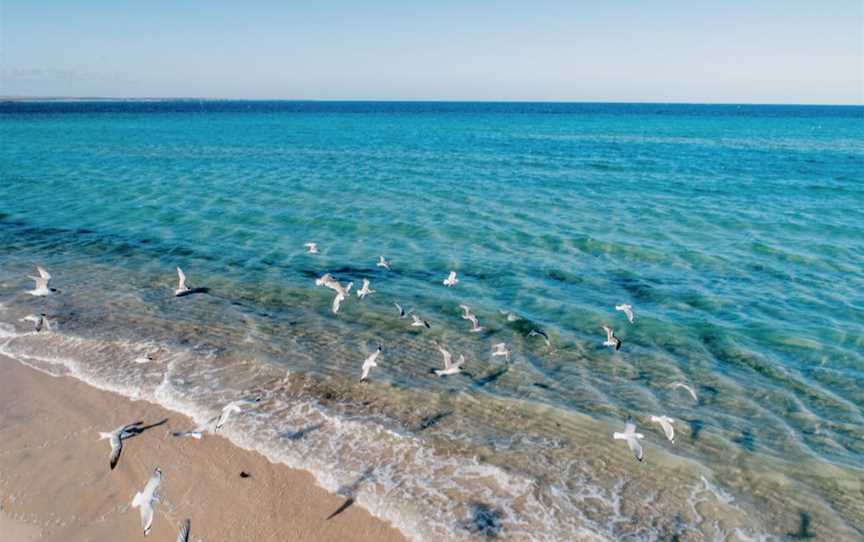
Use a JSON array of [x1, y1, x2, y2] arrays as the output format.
[[473, 367, 509, 388], [278, 423, 324, 441], [787, 511, 814, 539], [416, 411, 452, 431], [457, 502, 504, 539], [326, 466, 376, 520], [683, 418, 704, 441]]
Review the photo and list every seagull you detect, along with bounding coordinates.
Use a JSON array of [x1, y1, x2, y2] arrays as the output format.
[[131, 467, 162, 536], [377, 256, 390, 270], [20, 313, 50, 332], [491, 343, 511, 361], [315, 273, 352, 297], [361, 344, 382, 381], [458, 304, 472, 318], [602, 325, 622, 351], [394, 303, 408, 318], [356, 278, 374, 299], [176, 519, 191, 542], [170, 417, 215, 439], [411, 314, 431, 329], [331, 292, 346, 314], [432, 343, 465, 376], [98, 421, 144, 470], [465, 313, 484, 333], [528, 328, 551, 347], [174, 267, 192, 297], [612, 418, 644, 462], [616, 304, 635, 324], [650, 415, 675, 443], [27, 265, 55, 296], [215, 398, 261, 431], [670, 382, 698, 402], [498, 309, 520, 322], [304, 242, 318, 254], [443, 271, 458, 287]]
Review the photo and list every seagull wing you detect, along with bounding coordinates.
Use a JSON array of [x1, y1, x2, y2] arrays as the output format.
[[36, 266, 51, 279], [139, 500, 155, 535], [109, 434, 123, 470], [603, 325, 615, 342], [332, 292, 344, 314], [176, 267, 187, 290], [627, 436, 644, 461], [176, 519, 191, 542], [438, 346, 453, 369]]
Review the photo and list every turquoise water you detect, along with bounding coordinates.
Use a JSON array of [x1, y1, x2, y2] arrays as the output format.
[[1, 101, 863, 541]]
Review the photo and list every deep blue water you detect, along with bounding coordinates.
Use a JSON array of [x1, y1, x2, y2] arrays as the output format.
[[1, 101, 862, 541]]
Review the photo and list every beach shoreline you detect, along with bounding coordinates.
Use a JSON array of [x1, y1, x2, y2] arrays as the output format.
[[0, 355, 407, 542]]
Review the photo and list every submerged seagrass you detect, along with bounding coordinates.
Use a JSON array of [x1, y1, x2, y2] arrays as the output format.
[[1, 101, 863, 541]]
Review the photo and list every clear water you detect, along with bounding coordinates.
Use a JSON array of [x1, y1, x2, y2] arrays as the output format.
[[1, 101, 863, 541]]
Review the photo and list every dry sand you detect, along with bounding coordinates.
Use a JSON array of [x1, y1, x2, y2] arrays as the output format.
[[0, 356, 408, 542]]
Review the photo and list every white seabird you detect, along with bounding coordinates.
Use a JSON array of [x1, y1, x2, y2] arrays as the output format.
[[215, 398, 261, 431], [650, 415, 675, 443], [432, 343, 465, 376], [394, 303, 408, 318], [304, 242, 319, 254], [670, 382, 698, 402], [27, 265, 55, 296], [176, 519, 191, 542], [174, 267, 192, 297], [131, 467, 162, 536], [612, 418, 644, 462], [20, 313, 51, 332], [458, 304, 472, 318], [465, 313, 484, 333], [602, 325, 622, 351], [377, 256, 391, 270], [443, 271, 458, 287], [361, 344, 382, 381], [331, 291, 346, 314], [498, 309, 520, 322], [315, 273, 352, 297], [616, 303, 635, 323], [491, 342, 511, 361], [356, 278, 374, 299], [411, 314, 431, 329], [98, 421, 144, 470]]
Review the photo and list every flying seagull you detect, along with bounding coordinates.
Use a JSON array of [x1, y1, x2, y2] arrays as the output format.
[[176, 519, 191, 542], [27, 265, 56, 296], [98, 421, 144, 470], [498, 309, 520, 322], [20, 313, 51, 332], [465, 313, 484, 333], [215, 398, 261, 431], [443, 271, 458, 287], [304, 242, 319, 254], [131, 467, 162, 536], [616, 304, 634, 324], [670, 382, 698, 402], [613, 418, 644, 462], [411, 314, 431, 329], [394, 303, 408, 318], [458, 304, 472, 318], [174, 267, 192, 297], [170, 418, 215, 440], [331, 291, 346, 314], [356, 278, 375, 299], [432, 343, 465, 376], [377, 256, 391, 270], [602, 325, 622, 351], [491, 343, 511, 361], [528, 328, 551, 347], [361, 344, 382, 381], [650, 415, 675, 443], [315, 273, 352, 297]]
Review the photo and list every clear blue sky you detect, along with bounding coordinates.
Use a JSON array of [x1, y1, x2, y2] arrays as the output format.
[[1, 1, 862, 104]]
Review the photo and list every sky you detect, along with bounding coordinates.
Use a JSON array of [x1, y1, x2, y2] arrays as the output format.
[[1, 1, 862, 104]]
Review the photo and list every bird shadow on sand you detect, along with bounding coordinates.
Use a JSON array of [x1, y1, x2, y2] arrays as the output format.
[[278, 423, 324, 441], [457, 502, 504, 539], [125, 418, 169, 438], [326, 466, 376, 520]]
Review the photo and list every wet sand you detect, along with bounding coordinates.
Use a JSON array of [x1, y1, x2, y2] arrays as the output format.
[[0, 356, 407, 542]]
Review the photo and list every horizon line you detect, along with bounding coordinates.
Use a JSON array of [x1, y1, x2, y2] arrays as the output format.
[[2, 95, 863, 107]]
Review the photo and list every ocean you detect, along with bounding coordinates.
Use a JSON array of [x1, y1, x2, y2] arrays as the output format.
[[1, 101, 862, 541]]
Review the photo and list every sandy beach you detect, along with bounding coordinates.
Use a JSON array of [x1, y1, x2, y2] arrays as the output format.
[[0, 356, 407, 542]]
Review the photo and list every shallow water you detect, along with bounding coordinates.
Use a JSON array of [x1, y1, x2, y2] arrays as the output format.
[[1, 101, 863, 541]]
